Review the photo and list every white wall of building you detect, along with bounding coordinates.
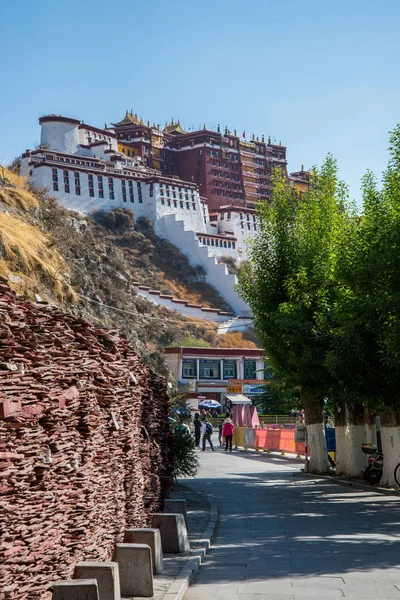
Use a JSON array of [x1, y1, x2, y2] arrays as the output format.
[[217, 211, 259, 261], [40, 119, 81, 154]]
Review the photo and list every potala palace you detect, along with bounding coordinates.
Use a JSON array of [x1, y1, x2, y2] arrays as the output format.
[[21, 113, 308, 315]]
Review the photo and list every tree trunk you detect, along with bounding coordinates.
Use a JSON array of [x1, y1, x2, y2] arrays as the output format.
[[365, 408, 376, 444], [301, 391, 330, 473], [334, 400, 347, 475], [380, 410, 400, 487], [345, 404, 367, 477]]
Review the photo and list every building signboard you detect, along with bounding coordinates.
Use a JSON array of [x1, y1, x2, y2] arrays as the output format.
[[242, 383, 265, 395], [227, 384, 242, 394]]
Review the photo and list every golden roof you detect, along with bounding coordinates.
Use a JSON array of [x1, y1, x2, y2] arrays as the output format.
[[163, 118, 187, 135], [112, 110, 141, 127]]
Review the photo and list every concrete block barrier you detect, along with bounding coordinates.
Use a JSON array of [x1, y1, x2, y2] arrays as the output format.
[[163, 498, 188, 528], [113, 543, 153, 598], [52, 579, 99, 600], [123, 527, 164, 574], [151, 513, 190, 553], [73, 562, 120, 600]]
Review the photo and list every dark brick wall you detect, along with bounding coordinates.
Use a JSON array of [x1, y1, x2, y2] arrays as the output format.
[[0, 284, 173, 599]]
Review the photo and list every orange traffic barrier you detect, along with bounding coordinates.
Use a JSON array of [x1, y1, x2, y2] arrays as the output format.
[[233, 427, 305, 456]]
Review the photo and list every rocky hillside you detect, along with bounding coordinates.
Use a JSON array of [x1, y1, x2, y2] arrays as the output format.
[[0, 168, 257, 370]]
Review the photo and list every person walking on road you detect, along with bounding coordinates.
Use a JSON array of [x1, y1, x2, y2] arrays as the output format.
[[201, 417, 214, 451], [222, 417, 235, 452], [193, 413, 201, 448]]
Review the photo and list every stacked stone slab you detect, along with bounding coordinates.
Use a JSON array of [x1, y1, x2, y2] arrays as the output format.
[[0, 283, 173, 600]]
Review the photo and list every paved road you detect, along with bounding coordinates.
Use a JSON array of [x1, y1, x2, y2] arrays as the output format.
[[183, 437, 400, 599]]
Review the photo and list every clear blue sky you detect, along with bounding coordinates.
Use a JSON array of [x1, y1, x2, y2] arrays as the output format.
[[1, 0, 399, 202]]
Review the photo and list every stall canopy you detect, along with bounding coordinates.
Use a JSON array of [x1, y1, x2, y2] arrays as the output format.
[[225, 394, 252, 405]]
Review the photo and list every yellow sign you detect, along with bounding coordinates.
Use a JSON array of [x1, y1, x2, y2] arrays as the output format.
[[227, 384, 242, 394]]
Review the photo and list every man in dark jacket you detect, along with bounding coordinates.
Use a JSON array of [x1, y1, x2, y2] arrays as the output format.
[[193, 413, 201, 448]]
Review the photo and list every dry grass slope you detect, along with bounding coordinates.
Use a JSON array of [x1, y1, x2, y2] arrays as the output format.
[[0, 167, 39, 211], [0, 168, 78, 302]]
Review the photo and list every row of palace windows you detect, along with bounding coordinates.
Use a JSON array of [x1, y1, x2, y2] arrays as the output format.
[[215, 190, 244, 199], [160, 189, 195, 201], [84, 131, 113, 144], [181, 359, 260, 380], [241, 222, 257, 231], [160, 198, 197, 211], [198, 237, 235, 249], [52, 169, 143, 202], [46, 154, 99, 168]]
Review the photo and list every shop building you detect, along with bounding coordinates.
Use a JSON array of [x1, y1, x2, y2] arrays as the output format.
[[164, 346, 267, 409]]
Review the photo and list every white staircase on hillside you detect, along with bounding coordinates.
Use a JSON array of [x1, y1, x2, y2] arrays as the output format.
[[217, 316, 254, 335], [155, 214, 251, 315]]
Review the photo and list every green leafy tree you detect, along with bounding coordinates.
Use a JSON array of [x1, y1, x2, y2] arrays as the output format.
[[239, 157, 346, 472], [331, 125, 400, 484]]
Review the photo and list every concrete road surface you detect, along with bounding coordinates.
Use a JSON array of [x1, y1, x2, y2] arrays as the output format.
[[183, 439, 400, 599]]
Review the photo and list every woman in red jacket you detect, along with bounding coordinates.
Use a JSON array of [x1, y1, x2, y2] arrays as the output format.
[[222, 418, 235, 452]]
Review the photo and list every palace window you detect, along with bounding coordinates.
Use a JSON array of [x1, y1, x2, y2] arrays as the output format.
[[244, 359, 257, 379], [52, 168, 59, 191], [63, 170, 70, 193], [129, 180, 134, 202], [167, 199, 171, 206], [74, 172, 80, 195], [223, 360, 237, 380], [192, 203, 196, 210], [199, 359, 220, 379], [182, 359, 197, 379], [122, 180, 127, 202]]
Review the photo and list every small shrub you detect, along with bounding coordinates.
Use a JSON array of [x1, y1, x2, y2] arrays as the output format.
[[171, 425, 199, 479], [136, 216, 154, 233], [7, 156, 22, 175], [92, 208, 136, 232], [218, 255, 239, 275], [168, 336, 211, 348]]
